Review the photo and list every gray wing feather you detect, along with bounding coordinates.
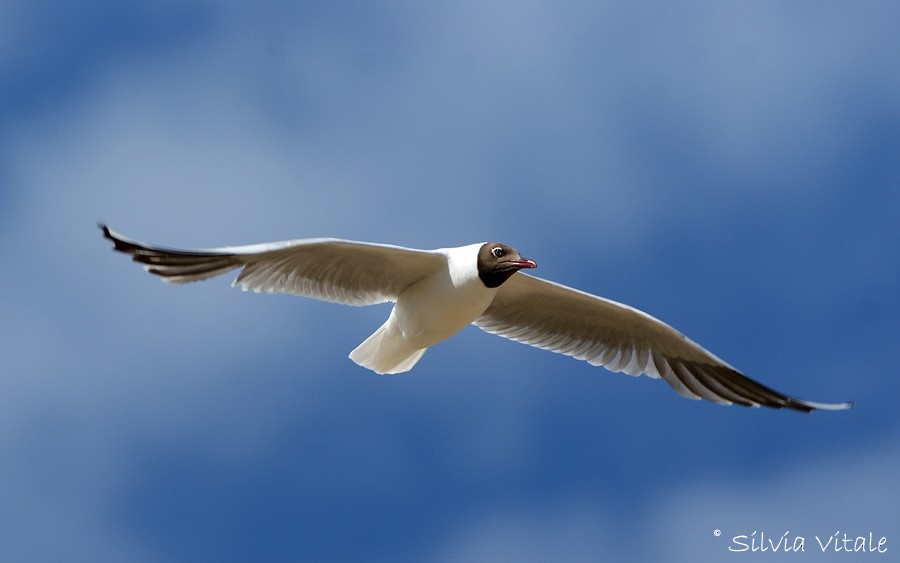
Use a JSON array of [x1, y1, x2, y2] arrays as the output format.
[[101, 224, 443, 306], [475, 273, 852, 412]]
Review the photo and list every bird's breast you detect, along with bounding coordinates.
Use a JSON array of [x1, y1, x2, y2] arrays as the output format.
[[389, 267, 497, 348]]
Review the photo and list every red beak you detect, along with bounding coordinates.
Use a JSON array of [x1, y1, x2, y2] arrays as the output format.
[[511, 258, 537, 269]]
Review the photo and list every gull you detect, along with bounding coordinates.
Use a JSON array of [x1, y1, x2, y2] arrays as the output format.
[[100, 224, 852, 412]]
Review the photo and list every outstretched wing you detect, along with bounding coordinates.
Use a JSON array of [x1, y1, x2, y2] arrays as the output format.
[[101, 224, 444, 306], [475, 273, 852, 412]]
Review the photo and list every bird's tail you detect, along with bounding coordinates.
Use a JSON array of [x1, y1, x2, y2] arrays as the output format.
[[349, 323, 427, 374]]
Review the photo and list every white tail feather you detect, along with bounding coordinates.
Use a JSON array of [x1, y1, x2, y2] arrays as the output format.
[[349, 324, 427, 374]]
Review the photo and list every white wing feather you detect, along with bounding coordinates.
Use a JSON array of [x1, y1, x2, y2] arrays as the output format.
[[475, 273, 852, 412], [101, 225, 444, 306]]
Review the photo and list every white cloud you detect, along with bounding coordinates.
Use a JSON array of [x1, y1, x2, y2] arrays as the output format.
[[433, 501, 620, 563], [647, 432, 900, 561], [428, 431, 900, 562]]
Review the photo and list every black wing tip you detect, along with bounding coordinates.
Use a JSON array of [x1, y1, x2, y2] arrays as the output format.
[[794, 399, 855, 413], [738, 393, 854, 414], [99, 222, 138, 255], [755, 387, 855, 413], [722, 397, 853, 414], [671, 360, 853, 414], [98, 222, 119, 247], [736, 392, 854, 414]]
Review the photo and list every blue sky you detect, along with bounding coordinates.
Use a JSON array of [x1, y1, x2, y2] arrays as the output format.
[[2, 1, 898, 561]]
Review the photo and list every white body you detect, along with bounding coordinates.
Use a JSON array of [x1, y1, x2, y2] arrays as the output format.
[[349, 244, 497, 373]]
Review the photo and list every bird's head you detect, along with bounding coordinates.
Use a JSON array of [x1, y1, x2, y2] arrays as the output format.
[[477, 242, 536, 288]]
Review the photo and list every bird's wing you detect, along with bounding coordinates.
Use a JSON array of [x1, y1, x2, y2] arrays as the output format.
[[101, 224, 445, 306], [474, 273, 852, 412]]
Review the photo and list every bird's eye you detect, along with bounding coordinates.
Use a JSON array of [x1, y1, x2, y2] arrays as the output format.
[[491, 247, 504, 258]]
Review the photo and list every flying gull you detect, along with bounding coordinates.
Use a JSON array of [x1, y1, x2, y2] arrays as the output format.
[[100, 224, 852, 413]]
